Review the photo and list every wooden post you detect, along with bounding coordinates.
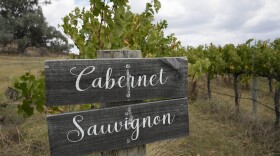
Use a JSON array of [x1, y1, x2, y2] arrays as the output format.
[[207, 74, 211, 99], [97, 50, 146, 156], [274, 85, 280, 126], [268, 77, 273, 93], [233, 73, 239, 112], [252, 75, 257, 114], [252, 53, 257, 114]]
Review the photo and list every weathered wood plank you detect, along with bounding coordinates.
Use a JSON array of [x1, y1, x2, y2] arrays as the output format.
[[45, 58, 187, 106], [47, 98, 189, 156]]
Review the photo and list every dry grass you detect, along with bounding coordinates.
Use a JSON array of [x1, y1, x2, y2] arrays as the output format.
[[1, 56, 280, 156], [0, 56, 67, 155], [0, 56, 67, 103], [147, 101, 279, 156]]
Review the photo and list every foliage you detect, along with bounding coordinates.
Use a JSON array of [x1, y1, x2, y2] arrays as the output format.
[[62, 0, 185, 58], [253, 39, 280, 82], [185, 45, 211, 100], [13, 72, 45, 117], [204, 43, 224, 78], [46, 26, 74, 52], [188, 58, 211, 80], [186, 46, 211, 79], [0, 0, 72, 53], [270, 38, 280, 81], [254, 40, 274, 78], [186, 38, 280, 117]]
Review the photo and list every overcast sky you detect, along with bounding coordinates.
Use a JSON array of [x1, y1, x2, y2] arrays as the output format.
[[42, 0, 280, 53]]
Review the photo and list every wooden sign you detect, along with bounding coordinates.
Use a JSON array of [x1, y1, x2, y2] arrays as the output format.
[[45, 58, 187, 106], [47, 98, 188, 155]]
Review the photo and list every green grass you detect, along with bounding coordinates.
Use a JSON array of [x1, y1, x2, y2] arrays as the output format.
[[0, 56, 280, 156]]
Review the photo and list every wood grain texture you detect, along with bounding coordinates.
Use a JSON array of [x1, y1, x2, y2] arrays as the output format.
[[97, 50, 146, 156], [101, 145, 146, 156], [47, 98, 189, 156], [45, 57, 188, 106], [97, 50, 142, 58]]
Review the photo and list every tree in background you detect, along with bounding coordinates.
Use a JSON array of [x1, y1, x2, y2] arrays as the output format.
[[0, 15, 13, 48], [0, 0, 73, 53]]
